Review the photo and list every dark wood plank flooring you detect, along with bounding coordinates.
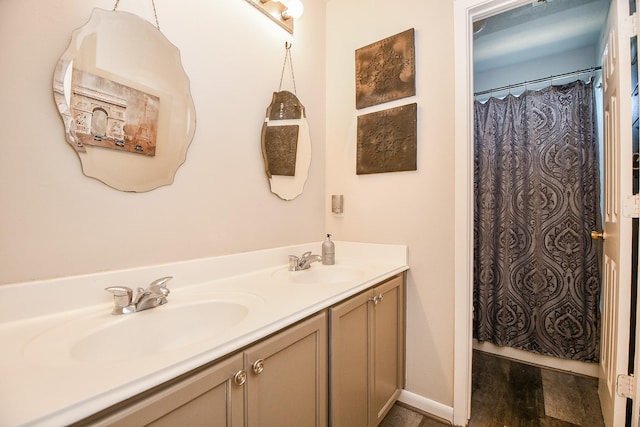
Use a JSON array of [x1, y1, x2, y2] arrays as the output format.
[[379, 351, 604, 427]]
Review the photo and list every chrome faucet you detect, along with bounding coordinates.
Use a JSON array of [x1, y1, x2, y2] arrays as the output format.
[[288, 252, 323, 271], [105, 276, 172, 315]]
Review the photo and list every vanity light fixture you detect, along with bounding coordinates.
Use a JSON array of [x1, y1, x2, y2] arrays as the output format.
[[244, 0, 304, 34]]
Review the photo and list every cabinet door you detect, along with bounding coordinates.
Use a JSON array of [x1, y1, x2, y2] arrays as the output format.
[[329, 289, 373, 427], [330, 273, 406, 427], [84, 353, 245, 427], [244, 311, 328, 427], [371, 274, 405, 425]]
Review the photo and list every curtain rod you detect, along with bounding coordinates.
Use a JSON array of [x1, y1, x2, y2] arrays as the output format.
[[474, 66, 602, 97]]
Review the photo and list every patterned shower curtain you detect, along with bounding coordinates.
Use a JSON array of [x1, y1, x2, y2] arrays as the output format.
[[473, 80, 602, 362]]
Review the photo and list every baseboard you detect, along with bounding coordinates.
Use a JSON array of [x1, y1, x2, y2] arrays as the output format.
[[473, 341, 599, 377], [398, 390, 454, 425]]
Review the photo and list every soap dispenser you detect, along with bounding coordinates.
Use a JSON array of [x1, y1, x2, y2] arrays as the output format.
[[322, 234, 335, 265]]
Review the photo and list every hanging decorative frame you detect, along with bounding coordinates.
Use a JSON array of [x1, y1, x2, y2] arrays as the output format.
[[260, 43, 311, 200], [355, 28, 416, 109], [356, 103, 417, 175]]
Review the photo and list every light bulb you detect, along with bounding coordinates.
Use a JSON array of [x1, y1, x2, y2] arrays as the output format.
[[282, 0, 303, 19]]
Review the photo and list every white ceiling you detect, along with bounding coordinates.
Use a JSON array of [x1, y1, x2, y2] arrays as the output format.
[[473, 0, 611, 73]]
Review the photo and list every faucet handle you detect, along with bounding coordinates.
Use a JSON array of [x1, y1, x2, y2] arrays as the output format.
[[105, 286, 133, 309], [149, 276, 172, 296], [289, 255, 300, 271]]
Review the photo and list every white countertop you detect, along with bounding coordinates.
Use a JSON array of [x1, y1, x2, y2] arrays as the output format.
[[0, 241, 408, 427]]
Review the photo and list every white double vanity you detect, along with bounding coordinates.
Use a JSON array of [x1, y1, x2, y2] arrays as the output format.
[[0, 241, 408, 426]]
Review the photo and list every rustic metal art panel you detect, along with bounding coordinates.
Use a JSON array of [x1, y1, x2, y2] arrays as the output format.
[[261, 90, 305, 178], [357, 103, 417, 175], [263, 125, 299, 176], [355, 28, 415, 110], [267, 91, 303, 120]]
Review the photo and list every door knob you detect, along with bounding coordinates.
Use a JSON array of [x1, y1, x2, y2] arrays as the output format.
[[591, 231, 605, 240]]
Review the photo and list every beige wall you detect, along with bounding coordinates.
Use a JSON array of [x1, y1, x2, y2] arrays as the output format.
[[326, 0, 456, 407], [0, 0, 326, 284], [1, 0, 457, 413]]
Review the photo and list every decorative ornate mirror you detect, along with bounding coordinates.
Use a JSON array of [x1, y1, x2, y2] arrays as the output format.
[[261, 91, 311, 200], [53, 8, 196, 192], [261, 44, 311, 200]]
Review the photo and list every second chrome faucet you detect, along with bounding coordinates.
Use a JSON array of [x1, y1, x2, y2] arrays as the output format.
[[105, 276, 172, 315], [288, 252, 323, 271]]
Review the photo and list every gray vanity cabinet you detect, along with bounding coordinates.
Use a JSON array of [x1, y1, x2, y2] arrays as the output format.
[[76, 312, 327, 427], [329, 273, 405, 427], [73, 274, 406, 427]]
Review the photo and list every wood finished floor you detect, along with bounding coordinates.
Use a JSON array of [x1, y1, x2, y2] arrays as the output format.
[[379, 351, 604, 427]]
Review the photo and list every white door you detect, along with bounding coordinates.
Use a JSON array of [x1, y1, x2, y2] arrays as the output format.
[[599, 0, 635, 425]]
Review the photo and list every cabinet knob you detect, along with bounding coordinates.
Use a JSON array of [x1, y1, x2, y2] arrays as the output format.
[[233, 370, 247, 386], [370, 293, 384, 305], [252, 358, 265, 374]]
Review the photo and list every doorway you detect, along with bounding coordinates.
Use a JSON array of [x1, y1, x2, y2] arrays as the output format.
[[471, 0, 608, 376], [453, 0, 636, 426]]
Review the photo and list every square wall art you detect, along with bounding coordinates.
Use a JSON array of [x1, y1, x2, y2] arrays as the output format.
[[355, 28, 416, 109], [356, 103, 417, 175]]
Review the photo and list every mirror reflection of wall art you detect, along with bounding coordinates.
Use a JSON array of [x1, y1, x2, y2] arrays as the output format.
[[53, 8, 196, 192], [356, 103, 417, 175], [355, 28, 415, 110], [70, 69, 159, 156], [260, 44, 311, 201]]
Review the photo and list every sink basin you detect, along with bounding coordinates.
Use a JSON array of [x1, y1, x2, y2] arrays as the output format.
[[271, 264, 366, 284], [24, 296, 260, 365]]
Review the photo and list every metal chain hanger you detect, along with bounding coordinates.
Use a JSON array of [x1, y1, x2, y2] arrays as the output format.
[[112, 0, 161, 31], [278, 42, 297, 95]]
